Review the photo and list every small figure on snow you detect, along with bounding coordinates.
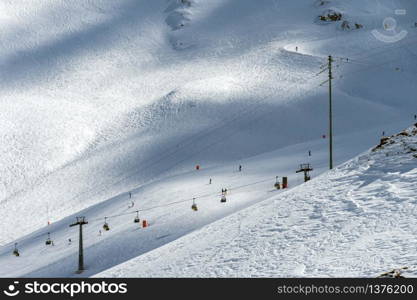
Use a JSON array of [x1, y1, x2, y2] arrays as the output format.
[[239, 165, 242, 172]]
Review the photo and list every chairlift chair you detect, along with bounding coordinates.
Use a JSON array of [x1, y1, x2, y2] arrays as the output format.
[[191, 198, 198, 211], [103, 217, 110, 231], [13, 243, 19, 256], [221, 195, 227, 203], [274, 176, 281, 189], [45, 232, 52, 245], [134, 211, 140, 223]]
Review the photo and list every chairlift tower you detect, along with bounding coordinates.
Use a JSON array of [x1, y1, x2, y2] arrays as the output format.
[[296, 164, 313, 182], [69, 217, 88, 273]]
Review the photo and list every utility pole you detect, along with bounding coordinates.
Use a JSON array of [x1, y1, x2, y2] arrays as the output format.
[[328, 55, 334, 170], [318, 56, 334, 170], [69, 217, 88, 273]]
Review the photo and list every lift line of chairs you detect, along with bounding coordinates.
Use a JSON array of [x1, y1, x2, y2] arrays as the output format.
[[13, 231, 54, 256], [192, 191, 228, 211], [12, 179, 287, 256]]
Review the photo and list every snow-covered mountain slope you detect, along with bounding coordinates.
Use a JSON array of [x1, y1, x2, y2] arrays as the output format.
[[98, 124, 417, 278], [0, 127, 390, 277], [0, 0, 416, 277]]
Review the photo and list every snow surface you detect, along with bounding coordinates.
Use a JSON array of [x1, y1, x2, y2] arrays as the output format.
[[98, 125, 417, 278], [0, 0, 416, 277]]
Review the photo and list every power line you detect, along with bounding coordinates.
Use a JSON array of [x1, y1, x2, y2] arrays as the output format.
[[333, 32, 417, 62], [15, 32, 417, 247], [11, 36, 417, 260], [329, 34, 417, 77], [323, 42, 417, 83], [64, 78, 290, 195], [62, 71, 324, 207], [44, 38, 417, 226], [330, 54, 411, 83], [92, 31, 417, 197]]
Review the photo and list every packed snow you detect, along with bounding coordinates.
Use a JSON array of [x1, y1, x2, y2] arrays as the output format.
[[99, 124, 417, 278], [0, 0, 416, 277]]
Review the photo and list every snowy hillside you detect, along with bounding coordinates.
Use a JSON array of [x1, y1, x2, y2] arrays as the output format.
[[99, 124, 417, 278], [0, 0, 416, 277]]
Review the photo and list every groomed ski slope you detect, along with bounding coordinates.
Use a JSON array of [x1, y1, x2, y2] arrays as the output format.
[[0, 127, 398, 277], [99, 124, 417, 278], [0, 0, 416, 277]]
